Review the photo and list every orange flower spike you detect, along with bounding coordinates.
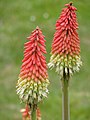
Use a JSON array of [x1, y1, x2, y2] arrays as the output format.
[[48, 2, 82, 79], [20, 105, 31, 120], [16, 26, 49, 105]]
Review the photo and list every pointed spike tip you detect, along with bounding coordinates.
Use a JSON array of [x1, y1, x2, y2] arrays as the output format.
[[65, 2, 73, 7], [69, 2, 73, 6], [36, 26, 40, 30]]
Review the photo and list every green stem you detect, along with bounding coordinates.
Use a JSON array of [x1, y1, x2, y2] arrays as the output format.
[[31, 109, 36, 120], [62, 79, 70, 120]]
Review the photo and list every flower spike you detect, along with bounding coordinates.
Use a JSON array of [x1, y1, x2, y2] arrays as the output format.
[[16, 26, 49, 119], [20, 104, 31, 120], [48, 2, 82, 79]]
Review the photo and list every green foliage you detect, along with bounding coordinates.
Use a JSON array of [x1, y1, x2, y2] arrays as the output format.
[[0, 0, 90, 120]]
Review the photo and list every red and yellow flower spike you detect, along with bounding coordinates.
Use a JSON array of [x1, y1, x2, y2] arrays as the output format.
[[48, 2, 82, 79], [16, 26, 49, 119], [20, 104, 31, 120]]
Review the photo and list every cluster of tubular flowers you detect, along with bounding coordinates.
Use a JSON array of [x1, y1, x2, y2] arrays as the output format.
[[20, 104, 30, 120], [48, 3, 82, 79], [16, 26, 49, 119], [20, 104, 41, 120]]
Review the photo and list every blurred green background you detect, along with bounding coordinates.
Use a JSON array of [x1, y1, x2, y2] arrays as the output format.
[[0, 0, 90, 120]]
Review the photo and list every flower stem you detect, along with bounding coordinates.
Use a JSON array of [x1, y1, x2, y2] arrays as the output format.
[[29, 104, 36, 120], [62, 79, 70, 120], [31, 109, 36, 120]]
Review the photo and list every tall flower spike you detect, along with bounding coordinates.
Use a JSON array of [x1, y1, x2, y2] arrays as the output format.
[[16, 26, 49, 119], [48, 2, 82, 79]]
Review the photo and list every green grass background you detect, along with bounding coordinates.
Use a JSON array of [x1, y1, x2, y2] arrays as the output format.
[[0, 0, 90, 120]]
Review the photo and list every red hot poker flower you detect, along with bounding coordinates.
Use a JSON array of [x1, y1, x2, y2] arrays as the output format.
[[16, 26, 49, 105], [52, 2, 80, 56], [20, 27, 47, 82], [48, 3, 82, 79], [20, 104, 30, 120]]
